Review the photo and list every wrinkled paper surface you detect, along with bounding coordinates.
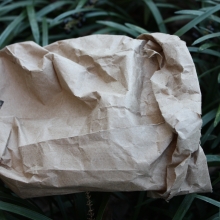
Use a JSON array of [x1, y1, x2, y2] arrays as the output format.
[[0, 33, 212, 199]]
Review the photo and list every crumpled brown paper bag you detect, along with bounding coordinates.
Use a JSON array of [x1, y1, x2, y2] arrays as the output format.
[[0, 33, 212, 199]]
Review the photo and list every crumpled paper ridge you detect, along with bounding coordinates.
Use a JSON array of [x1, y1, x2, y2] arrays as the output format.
[[138, 33, 211, 199]]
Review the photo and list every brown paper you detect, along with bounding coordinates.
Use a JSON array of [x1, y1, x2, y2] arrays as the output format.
[[0, 33, 212, 199]]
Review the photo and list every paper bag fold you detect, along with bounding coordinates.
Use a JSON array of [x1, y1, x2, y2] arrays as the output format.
[[0, 33, 211, 199]]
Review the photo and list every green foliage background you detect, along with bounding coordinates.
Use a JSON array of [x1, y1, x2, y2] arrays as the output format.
[[0, 0, 220, 219]]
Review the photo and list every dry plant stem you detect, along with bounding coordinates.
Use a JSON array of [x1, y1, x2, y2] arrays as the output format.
[[86, 191, 95, 220]]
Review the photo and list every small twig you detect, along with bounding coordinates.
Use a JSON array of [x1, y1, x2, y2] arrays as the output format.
[[85, 191, 95, 220]]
